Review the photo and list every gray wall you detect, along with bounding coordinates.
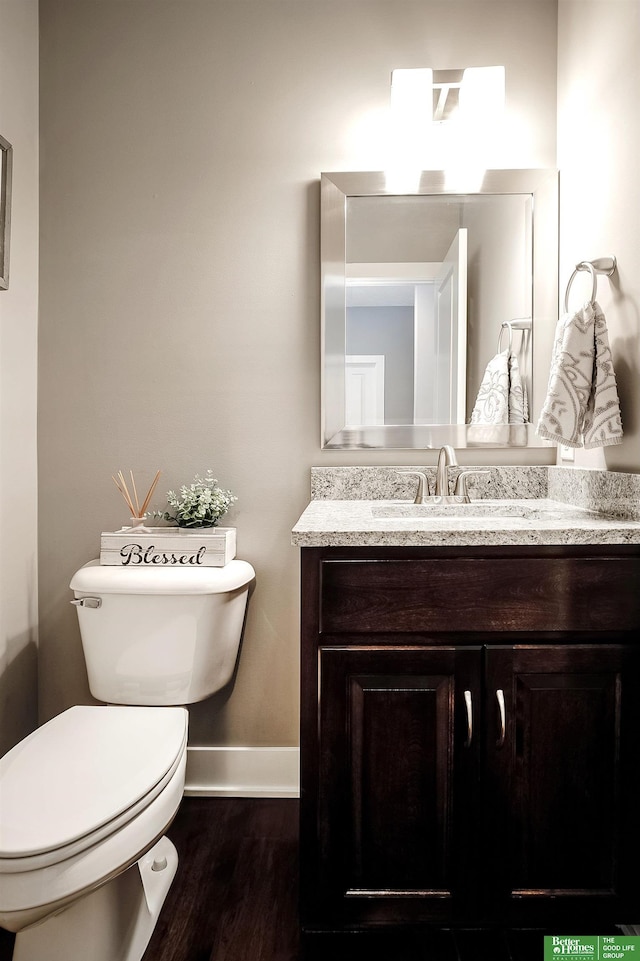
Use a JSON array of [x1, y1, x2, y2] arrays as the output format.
[[557, 0, 640, 473], [0, 0, 39, 755], [347, 305, 415, 423], [37, 0, 560, 748]]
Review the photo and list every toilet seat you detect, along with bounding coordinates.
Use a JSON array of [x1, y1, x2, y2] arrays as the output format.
[[0, 706, 188, 927], [0, 706, 187, 869]]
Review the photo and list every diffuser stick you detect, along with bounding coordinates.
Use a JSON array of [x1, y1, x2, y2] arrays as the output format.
[[140, 470, 162, 515], [112, 473, 136, 515], [130, 470, 140, 517], [112, 469, 162, 519]]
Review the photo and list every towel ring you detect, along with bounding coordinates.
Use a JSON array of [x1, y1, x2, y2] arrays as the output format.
[[497, 318, 531, 354], [497, 322, 513, 353], [564, 262, 596, 313], [563, 257, 617, 313]]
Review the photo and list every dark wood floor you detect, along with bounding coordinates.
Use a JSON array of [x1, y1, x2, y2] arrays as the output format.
[[0, 797, 623, 961], [147, 798, 622, 961], [144, 797, 300, 961]]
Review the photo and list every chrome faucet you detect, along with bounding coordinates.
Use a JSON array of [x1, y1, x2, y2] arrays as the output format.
[[435, 445, 457, 497], [398, 448, 490, 505], [398, 447, 460, 504]]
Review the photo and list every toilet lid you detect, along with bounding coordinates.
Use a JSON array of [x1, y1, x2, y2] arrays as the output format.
[[0, 705, 188, 858]]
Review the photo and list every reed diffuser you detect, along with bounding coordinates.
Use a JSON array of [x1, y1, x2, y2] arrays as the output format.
[[112, 469, 161, 530]]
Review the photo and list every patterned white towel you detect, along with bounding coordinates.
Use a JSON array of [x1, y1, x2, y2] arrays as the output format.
[[470, 349, 528, 426], [536, 301, 622, 449]]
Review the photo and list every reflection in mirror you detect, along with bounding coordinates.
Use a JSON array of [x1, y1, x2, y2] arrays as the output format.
[[321, 170, 558, 450], [346, 232, 467, 427]]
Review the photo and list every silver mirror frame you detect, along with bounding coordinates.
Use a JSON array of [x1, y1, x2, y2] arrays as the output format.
[[321, 169, 558, 450], [0, 134, 12, 291]]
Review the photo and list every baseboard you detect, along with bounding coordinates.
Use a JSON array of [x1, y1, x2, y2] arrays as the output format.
[[184, 745, 300, 798]]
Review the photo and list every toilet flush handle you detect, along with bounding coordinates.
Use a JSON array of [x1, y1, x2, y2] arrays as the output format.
[[70, 596, 102, 609]]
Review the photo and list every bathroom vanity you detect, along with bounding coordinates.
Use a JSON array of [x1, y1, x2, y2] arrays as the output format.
[[293, 468, 640, 934]]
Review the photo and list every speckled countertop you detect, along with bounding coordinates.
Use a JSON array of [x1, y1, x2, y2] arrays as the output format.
[[291, 466, 640, 548]]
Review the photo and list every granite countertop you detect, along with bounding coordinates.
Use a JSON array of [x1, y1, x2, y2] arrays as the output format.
[[291, 497, 640, 548]]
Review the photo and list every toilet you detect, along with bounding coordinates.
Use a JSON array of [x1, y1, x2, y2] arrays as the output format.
[[0, 557, 255, 961]]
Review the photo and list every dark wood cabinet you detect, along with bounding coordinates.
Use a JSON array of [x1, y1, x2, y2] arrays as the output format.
[[316, 645, 480, 926], [299, 545, 640, 932], [485, 643, 640, 925]]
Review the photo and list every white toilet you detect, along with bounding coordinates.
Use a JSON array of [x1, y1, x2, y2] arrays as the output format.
[[0, 557, 255, 961]]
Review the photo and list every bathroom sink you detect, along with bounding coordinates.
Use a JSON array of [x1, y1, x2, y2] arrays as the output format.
[[372, 501, 534, 519]]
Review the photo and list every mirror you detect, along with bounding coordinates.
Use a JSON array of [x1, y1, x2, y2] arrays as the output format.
[[321, 169, 558, 449]]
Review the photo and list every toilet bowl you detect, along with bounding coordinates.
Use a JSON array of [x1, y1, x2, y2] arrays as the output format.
[[0, 705, 187, 960], [0, 557, 255, 961], [0, 705, 187, 929]]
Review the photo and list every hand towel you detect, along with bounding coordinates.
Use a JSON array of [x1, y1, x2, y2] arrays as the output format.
[[470, 349, 529, 426], [536, 301, 622, 448], [467, 349, 528, 445]]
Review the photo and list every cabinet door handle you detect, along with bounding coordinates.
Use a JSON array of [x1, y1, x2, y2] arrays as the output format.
[[496, 688, 506, 747], [464, 690, 473, 747]]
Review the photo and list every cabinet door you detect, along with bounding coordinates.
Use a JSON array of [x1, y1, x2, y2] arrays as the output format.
[[315, 646, 481, 926], [484, 644, 640, 926]]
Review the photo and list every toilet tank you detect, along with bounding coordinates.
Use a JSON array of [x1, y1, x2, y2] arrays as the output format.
[[70, 560, 255, 705]]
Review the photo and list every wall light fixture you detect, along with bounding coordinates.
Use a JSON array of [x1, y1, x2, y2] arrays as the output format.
[[388, 66, 505, 191]]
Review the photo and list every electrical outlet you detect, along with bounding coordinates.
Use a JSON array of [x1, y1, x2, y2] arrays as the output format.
[[560, 444, 575, 462]]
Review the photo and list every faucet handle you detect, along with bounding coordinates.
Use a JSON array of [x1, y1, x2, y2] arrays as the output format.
[[453, 469, 491, 503], [397, 470, 430, 503]]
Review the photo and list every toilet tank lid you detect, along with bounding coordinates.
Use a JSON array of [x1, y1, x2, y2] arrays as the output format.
[[70, 558, 255, 595]]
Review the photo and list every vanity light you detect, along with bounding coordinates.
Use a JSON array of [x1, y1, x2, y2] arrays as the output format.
[[390, 68, 434, 127], [390, 66, 504, 129], [388, 66, 505, 187], [432, 68, 464, 122], [459, 66, 505, 128], [387, 68, 433, 192], [444, 66, 504, 190]]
